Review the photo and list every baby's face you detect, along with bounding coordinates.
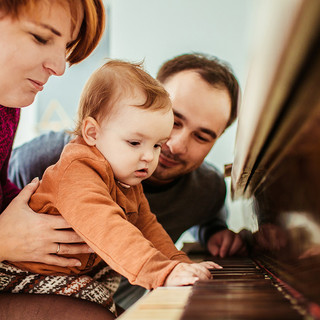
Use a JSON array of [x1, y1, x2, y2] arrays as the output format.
[[95, 92, 173, 186]]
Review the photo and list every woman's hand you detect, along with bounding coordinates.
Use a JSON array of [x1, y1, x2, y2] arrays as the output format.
[[0, 178, 92, 266], [164, 261, 222, 287]]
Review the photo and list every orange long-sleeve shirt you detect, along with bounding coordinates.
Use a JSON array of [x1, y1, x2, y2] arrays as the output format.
[[11, 137, 191, 289]]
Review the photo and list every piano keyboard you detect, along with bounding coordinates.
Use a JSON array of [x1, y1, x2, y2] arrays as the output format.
[[118, 257, 307, 320], [117, 286, 192, 320], [181, 257, 303, 319]]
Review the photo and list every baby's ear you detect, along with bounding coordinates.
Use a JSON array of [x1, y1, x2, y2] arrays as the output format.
[[82, 117, 99, 146]]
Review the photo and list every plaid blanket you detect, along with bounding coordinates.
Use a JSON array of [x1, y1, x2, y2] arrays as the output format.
[[0, 261, 121, 315]]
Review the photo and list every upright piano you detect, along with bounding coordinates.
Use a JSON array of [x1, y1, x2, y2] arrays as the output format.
[[119, 0, 320, 318]]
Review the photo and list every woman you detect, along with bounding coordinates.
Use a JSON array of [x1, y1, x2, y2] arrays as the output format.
[[0, 1, 114, 319]]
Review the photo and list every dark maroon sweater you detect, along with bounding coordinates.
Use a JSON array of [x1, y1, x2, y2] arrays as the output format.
[[0, 106, 21, 212]]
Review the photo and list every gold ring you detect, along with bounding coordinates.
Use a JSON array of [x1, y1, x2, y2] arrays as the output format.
[[56, 243, 60, 254]]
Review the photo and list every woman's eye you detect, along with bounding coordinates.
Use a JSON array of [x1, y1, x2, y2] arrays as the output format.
[[32, 34, 48, 45], [66, 41, 74, 49]]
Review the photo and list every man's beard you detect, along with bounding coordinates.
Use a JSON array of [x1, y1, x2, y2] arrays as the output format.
[[160, 149, 182, 163], [152, 160, 189, 182]]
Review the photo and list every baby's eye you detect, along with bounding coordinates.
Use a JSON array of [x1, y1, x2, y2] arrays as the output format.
[[32, 33, 48, 45], [154, 144, 162, 149], [128, 141, 140, 146]]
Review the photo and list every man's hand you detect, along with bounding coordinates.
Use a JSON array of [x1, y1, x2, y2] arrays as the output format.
[[0, 178, 92, 266], [207, 229, 247, 258]]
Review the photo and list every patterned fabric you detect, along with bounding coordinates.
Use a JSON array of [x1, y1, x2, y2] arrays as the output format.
[[0, 105, 21, 212], [0, 261, 121, 315]]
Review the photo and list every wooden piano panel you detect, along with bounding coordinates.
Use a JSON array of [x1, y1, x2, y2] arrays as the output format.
[[230, 0, 320, 316]]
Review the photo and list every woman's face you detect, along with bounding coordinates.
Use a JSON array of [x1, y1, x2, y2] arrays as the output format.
[[0, 2, 83, 108]]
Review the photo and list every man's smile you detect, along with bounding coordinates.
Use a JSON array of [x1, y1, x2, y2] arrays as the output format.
[[158, 153, 181, 167]]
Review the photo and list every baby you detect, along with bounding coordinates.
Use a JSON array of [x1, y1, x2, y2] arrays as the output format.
[[0, 60, 219, 315]]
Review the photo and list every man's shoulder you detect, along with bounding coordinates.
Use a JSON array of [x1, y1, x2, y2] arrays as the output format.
[[9, 130, 73, 188], [12, 130, 71, 157], [190, 162, 224, 183], [170, 162, 226, 197], [34, 130, 72, 147], [196, 162, 223, 174]]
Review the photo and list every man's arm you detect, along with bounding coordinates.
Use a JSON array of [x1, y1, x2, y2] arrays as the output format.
[[195, 164, 247, 257], [9, 130, 71, 188], [197, 206, 228, 245]]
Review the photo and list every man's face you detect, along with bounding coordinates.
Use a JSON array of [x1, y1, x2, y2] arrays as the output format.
[[148, 70, 231, 185]]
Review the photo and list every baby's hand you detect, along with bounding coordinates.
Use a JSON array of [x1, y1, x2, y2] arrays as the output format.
[[164, 261, 222, 287]]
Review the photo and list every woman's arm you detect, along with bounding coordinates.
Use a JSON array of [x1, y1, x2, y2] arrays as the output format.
[[0, 178, 91, 265], [2, 131, 88, 265]]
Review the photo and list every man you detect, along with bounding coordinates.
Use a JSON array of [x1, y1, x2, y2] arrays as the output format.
[[8, 53, 246, 308]]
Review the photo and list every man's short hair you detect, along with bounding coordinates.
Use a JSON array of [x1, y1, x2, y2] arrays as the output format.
[[157, 53, 240, 129]]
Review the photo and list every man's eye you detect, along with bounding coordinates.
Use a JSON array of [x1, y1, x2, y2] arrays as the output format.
[[195, 134, 210, 143], [173, 121, 182, 128], [32, 34, 48, 44]]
